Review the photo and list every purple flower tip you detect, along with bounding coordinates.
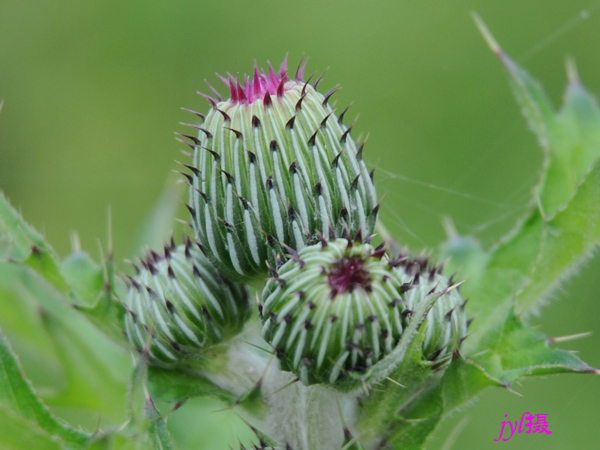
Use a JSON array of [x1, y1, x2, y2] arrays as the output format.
[[213, 56, 306, 105]]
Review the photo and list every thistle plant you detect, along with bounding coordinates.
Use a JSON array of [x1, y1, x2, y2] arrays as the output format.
[[1, 17, 600, 450], [182, 57, 378, 282]]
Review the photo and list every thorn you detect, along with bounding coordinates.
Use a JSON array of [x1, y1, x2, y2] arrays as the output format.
[[204, 79, 223, 101], [549, 331, 592, 344], [308, 129, 319, 146], [351, 173, 361, 190], [181, 107, 206, 121], [252, 115, 261, 128], [566, 57, 581, 85], [200, 146, 220, 161], [295, 55, 308, 81], [223, 127, 243, 139], [356, 142, 365, 160], [322, 86, 341, 106], [471, 12, 502, 56], [175, 132, 200, 145], [317, 232, 328, 249], [302, 72, 316, 96], [340, 125, 353, 144], [354, 228, 363, 243], [332, 151, 343, 168], [313, 67, 329, 89], [217, 109, 231, 122], [338, 103, 353, 126], [295, 93, 306, 111], [270, 140, 279, 153], [286, 115, 296, 129], [175, 160, 200, 176], [197, 91, 218, 108], [220, 169, 235, 184], [264, 91, 272, 107], [320, 112, 333, 128]]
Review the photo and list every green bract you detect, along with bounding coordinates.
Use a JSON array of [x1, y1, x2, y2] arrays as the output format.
[[260, 238, 467, 387], [123, 238, 250, 366], [182, 60, 378, 282]]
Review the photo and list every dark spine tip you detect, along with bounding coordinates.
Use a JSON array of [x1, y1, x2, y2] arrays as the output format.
[[295, 94, 306, 112], [313, 68, 329, 89], [332, 151, 343, 168], [185, 203, 196, 217], [320, 112, 332, 129], [181, 107, 206, 121], [252, 115, 261, 128], [217, 109, 231, 122], [197, 91, 218, 108], [338, 104, 352, 125], [322, 86, 340, 106], [308, 129, 319, 147], [223, 127, 243, 139], [286, 115, 296, 129], [315, 181, 322, 195], [356, 143, 365, 160], [220, 169, 235, 184], [198, 128, 213, 139], [247, 150, 257, 163], [340, 125, 353, 144], [270, 140, 279, 152], [176, 133, 200, 145], [263, 91, 272, 108]]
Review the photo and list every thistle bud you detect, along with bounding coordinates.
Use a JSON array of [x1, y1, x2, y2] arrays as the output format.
[[123, 238, 250, 366], [259, 238, 467, 387], [183, 58, 378, 282]]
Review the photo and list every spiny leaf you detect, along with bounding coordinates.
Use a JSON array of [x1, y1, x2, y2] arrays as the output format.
[[358, 326, 504, 449], [0, 192, 69, 294], [147, 366, 236, 406], [144, 393, 173, 450], [0, 405, 63, 450], [0, 328, 90, 448], [469, 303, 595, 383], [465, 15, 600, 318]]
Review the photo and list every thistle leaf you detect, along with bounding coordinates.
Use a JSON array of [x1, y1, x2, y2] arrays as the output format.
[[0, 328, 90, 449], [0, 191, 69, 294]]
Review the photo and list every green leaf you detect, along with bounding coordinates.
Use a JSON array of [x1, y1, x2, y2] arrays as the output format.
[[144, 395, 173, 450], [0, 405, 63, 450], [0, 192, 69, 294], [0, 327, 89, 449], [358, 326, 503, 450], [0, 193, 123, 337], [465, 17, 600, 319], [61, 249, 126, 343], [470, 306, 595, 384], [146, 366, 236, 407]]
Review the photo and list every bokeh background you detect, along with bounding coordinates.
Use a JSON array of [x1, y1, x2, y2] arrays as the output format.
[[1, 0, 600, 448]]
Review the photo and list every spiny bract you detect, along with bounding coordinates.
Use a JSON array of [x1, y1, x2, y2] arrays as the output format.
[[123, 237, 250, 366], [259, 237, 467, 387], [181, 57, 378, 282]]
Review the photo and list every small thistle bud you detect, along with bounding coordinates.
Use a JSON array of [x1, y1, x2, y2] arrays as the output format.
[[260, 238, 467, 387], [185, 58, 378, 282], [123, 239, 250, 366]]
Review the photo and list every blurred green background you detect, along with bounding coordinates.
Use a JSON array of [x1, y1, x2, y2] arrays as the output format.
[[1, 0, 600, 448]]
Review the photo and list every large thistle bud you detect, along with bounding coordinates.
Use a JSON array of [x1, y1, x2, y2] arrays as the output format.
[[259, 236, 467, 388], [123, 237, 250, 367], [180, 57, 379, 282]]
